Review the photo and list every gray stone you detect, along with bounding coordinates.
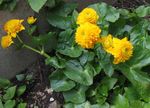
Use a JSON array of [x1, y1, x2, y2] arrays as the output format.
[[0, 0, 37, 79], [64, 0, 115, 10]]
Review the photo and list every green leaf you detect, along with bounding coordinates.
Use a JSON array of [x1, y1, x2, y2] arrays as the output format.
[[4, 100, 16, 108], [16, 74, 25, 81], [144, 103, 150, 108], [45, 0, 55, 8], [114, 95, 129, 108], [8, 0, 17, 11], [130, 20, 150, 47], [74, 101, 91, 108], [89, 2, 120, 23], [45, 57, 66, 69], [27, 25, 37, 36], [47, 14, 72, 29], [63, 86, 87, 104], [79, 51, 95, 66], [0, 78, 10, 88], [17, 85, 26, 96], [124, 87, 140, 101], [28, 0, 47, 12], [72, 10, 78, 28], [64, 103, 74, 108], [0, 0, 3, 5], [118, 46, 150, 101], [3, 86, 16, 100], [50, 3, 77, 17], [130, 101, 145, 108], [135, 5, 150, 17], [0, 99, 3, 108], [50, 70, 76, 92], [17, 103, 27, 108], [64, 60, 94, 85], [31, 32, 55, 46], [57, 45, 83, 58], [96, 47, 114, 77], [95, 77, 117, 104], [57, 29, 82, 57]]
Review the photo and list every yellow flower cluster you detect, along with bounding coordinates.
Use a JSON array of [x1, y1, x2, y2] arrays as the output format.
[[1, 35, 13, 48], [77, 8, 99, 25], [75, 22, 101, 49], [1, 19, 25, 48], [75, 8, 101, 49], [1, 16, 36, 48], [4, 19, 25, 38], [101, 35, 133, 64]]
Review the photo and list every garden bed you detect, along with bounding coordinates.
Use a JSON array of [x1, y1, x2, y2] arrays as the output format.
[[0, 0, 150, 108]]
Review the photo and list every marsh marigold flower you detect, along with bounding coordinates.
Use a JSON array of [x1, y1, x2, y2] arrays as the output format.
[[27, 16, 37, 24], [102, 35, 133, 64], [75, 22, 101, 49], [1, 35, 13, 48], [4, 19, 25, 38], [111, 37, 133, 64], [101, 34, 113, 53], [77, 8, 99, 25]]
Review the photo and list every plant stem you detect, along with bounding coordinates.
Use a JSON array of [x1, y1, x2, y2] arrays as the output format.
[[16, 35, 50, 58], [23, 44, 50, 58], [17, 35, 23, 43]]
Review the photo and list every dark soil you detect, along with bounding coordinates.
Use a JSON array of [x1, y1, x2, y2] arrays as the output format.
[[113, 0, 149, 9], [15, 58, 63, 108]]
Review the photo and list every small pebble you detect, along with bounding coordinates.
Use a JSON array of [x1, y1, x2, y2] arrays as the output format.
[[42, 95, 46, 100], [49, 97, 55, 102]]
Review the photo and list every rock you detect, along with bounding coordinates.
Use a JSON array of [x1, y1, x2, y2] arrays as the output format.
[[64, 0, 115, 10], [0, 0, 37, 79], [48, 101, 61, 108]]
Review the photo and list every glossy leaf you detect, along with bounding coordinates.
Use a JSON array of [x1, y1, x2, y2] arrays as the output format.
[[31, 32, 55, 46], [118, 46, 150, 100], [56, 29, 82, 57], [3, 86, 16, 100], [4, 100, 16, 108], [64, 60, 94, 85], [89, 2, 120, 23], [0, 99, 3, 108], [17, 85, 26, 96], [45, 57, 66, 69], [0, 78, 10, 88], [63, 86, 87, 104], [135, 5, 150, 17], [17, 103, 27, 108], [47, 14, 72, 29], [50, 3, 77, 17], [114, 95, 129, 108], [28, 0, 47, 12], [50, 70, 76, 92]]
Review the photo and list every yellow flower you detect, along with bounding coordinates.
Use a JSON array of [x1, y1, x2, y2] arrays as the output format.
[[102, 36, 133, 64], [1, 35, 13, 48], [75, 22, 101, 49], [111, 37, 133, 64], [101, 34, 113, 53], [4, 19, 25, 38], [27, 16, 37, 24], [77, 8, 99, 25]]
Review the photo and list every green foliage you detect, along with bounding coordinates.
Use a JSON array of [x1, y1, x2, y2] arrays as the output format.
[[28, 0, 47, 13], [0, 0, 17, 11], [42, 2, 150, 107], [0, 75, 30, 108], [2, 1, 150, 107]]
